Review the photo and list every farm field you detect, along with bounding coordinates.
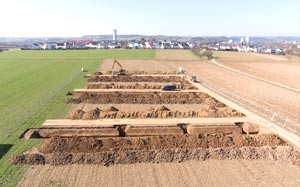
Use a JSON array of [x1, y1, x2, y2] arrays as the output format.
[[0, 50, 155, 187], [214, 51, 300, 89], [19, 160, 300, 187], [214, 51, 300, 62]]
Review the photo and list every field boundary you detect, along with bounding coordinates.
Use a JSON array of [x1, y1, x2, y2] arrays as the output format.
[[212, 59, 300, 93]]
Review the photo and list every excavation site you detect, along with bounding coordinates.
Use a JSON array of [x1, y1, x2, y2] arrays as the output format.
[[13, 60, 300, 168]]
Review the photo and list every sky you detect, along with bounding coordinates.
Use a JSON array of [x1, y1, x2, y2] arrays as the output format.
[[0, 0, 299, 37]]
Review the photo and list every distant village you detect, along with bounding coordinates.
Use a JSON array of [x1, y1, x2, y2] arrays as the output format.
[[21, 30, 300, 56]]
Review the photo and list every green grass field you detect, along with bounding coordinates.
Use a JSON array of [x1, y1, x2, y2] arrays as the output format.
[[0, 49, 155, 187]]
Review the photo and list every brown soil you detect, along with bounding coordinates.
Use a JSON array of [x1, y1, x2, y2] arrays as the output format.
[[38, 134, 287, 154], [12, 134, 300, 166], [87, 76, 187, 83], [67, 92, 219, 104], [87, 83, 196, 90], [67, 106, 244, 120], [101, 70, 181, 75], [92, 72, 103, 75]]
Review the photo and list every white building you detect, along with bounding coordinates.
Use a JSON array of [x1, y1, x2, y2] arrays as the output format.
[[46, 42, 58, 50], [245, 36, 250, 44], [240, 37, 244, 44], [145, 42, 152, 49], [56, 42, 67, 49], [28, 42, 46, 50]]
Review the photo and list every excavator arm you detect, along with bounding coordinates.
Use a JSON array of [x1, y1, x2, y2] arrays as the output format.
[[111, 59, 126, 75]]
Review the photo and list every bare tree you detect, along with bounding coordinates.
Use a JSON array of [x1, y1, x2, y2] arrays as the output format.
[[285, 49, 293, 62], [120, 40, 128, 49], [202, 50, 214, 60], [140, 38, 146, 45]]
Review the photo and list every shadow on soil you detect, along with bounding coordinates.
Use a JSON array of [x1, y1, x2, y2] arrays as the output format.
[[0, 144, 13, 159]]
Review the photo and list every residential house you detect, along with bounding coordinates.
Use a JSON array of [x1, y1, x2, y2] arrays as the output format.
[[56, 42, 67, 49], [46, 42, 58, 50]]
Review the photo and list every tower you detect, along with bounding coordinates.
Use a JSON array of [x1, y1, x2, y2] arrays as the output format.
[[113, 29, 117, 41], [245, 36, 250, 44]]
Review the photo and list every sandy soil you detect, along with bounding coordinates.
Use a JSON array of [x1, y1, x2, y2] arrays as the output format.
[[19, 160, 300, 187]]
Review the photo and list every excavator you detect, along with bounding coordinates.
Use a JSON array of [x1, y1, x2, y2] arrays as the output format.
[[111, 59, 126, 76]]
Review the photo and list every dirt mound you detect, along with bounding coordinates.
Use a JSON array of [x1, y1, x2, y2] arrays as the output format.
[[82, 108, 101, 120], [67, 92, 214, 104], [157, 106, 170, 111], [11, 146, 300, 166], [87, 76, 186, 83], [66, 107, 244, 120], [13, 134, 300, 166], [93, 72, 103, 75], [103, 71, 181, 75], [38, 134, 287, 154], [68, 109, 85, 120], [106, 106, 119, 112], [86, 82, 197, 90]]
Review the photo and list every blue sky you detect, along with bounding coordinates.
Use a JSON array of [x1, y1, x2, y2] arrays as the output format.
[[1, 0, 299, 37]]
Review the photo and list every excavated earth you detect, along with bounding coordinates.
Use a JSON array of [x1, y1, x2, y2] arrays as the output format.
[[12, 134, 300, 166], [87, 75, 187, 83], [87, 82, 197, 90], [66, 106, 244, 120], [14, 69, 300, 170], [67, 92, 221, 104], [96, 70, 181, 75]]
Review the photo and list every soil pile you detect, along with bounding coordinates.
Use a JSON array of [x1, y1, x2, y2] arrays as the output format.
[[104, 71, 181, 75], [12, 134, 300, 166], [87, 83, 196, 90], [67, 105, 244, 119], [67, 92, 219, 104], [38, 134, 287, 154], [87, 76, 186, 83]]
